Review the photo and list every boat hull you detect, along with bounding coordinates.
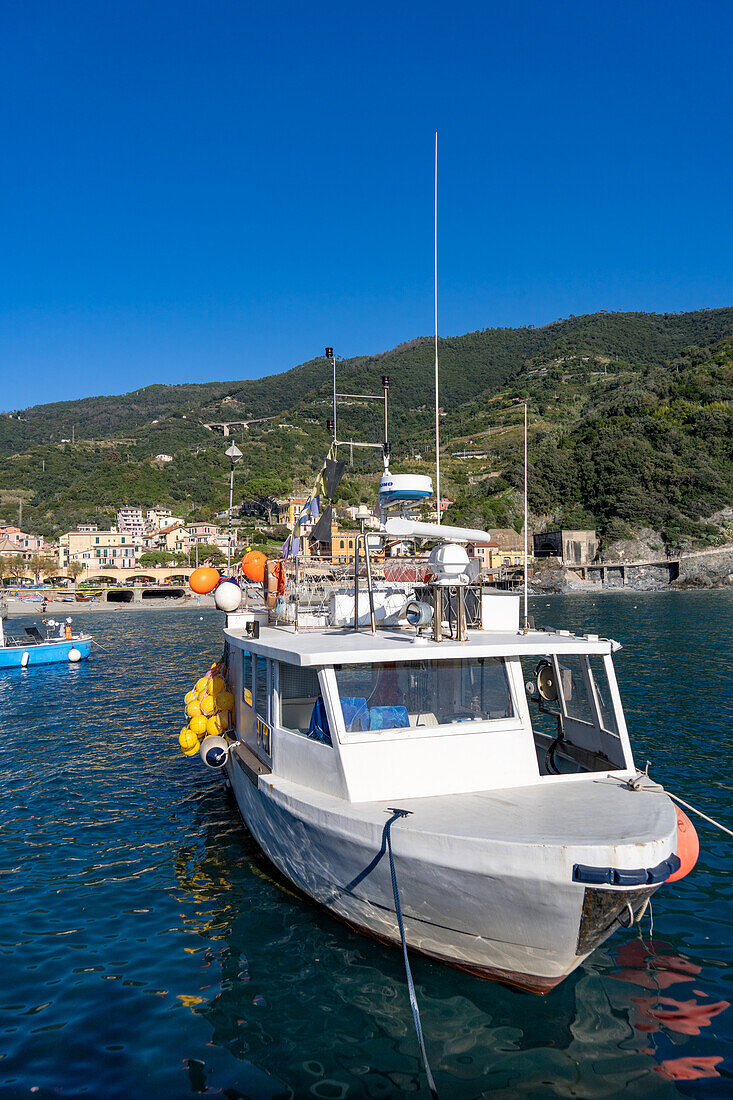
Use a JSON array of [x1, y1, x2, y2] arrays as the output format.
[[0, 637, 92, 668], [226, 755, 669, 992]]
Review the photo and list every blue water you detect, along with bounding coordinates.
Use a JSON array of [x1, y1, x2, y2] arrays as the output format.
[[1, 595, 732, 1098]]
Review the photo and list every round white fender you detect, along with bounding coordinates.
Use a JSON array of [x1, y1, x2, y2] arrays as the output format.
[[68, 648, 82, 663]]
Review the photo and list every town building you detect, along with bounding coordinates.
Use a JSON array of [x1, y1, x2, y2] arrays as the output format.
[[146, 507, 183, 530], [422, 498, 455, 521], [116, 506, 145, 537], [0, 537, 26, 568], [0, 525, 45, 552], [465, 540, 501, 572], [466, 535, 532, 573], [276, 497, 310, 528], [158, 524, 188, 555], [157, 522, 228, 557], [533, 530, 599, 565], [327, 523, 384, 564], [343, 505, 380, 529], [59, 529, 141, 573], [184, 521, 229, 552]]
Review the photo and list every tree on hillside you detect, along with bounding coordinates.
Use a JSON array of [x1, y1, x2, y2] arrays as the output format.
[[187, 544, 225, 567], [29, 554, 57, 583], [67, 561, 84, 585], [2, 554, 27, 582], [139, 551, 177, 567]]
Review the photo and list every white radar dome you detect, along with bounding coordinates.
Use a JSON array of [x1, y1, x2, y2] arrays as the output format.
[[378, 473, 433, 507], [428, 543, 470, 581]]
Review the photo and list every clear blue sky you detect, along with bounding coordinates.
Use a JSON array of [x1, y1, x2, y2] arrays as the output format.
[[1, 0, 731, 409]]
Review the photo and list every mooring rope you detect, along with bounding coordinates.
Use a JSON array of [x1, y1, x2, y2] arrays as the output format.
[[626, 770, 733, 838], [666, 791, 733, 839], [384, 808, 439, 1100]]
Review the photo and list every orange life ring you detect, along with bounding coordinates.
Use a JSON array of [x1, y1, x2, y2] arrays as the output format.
[[666, 804, 699, 883]]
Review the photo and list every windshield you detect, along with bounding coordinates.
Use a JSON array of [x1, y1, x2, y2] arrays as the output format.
[[333, 658, 514, 734]]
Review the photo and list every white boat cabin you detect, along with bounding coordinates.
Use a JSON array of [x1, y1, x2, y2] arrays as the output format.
[[224, 594, 634, 803]]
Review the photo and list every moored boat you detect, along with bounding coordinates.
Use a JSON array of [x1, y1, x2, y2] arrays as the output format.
[[176, 426, 697, 994], [0, 615, 92, 669]]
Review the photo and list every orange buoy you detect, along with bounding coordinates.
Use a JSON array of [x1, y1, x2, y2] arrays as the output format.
[[190, 567, 220, 595], [666, 804, 700, 882], [242, 550, 267, 584]]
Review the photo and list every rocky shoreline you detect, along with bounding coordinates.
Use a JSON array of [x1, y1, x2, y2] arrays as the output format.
[[530, 547, 733, 595]]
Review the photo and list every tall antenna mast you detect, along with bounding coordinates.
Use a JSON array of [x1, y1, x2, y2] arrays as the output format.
[[434, 131, 441, 524], [523, 402, 529, 629]]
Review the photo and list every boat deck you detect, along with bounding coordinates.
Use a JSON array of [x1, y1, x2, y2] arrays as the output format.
[[264, 772, 677, 860]]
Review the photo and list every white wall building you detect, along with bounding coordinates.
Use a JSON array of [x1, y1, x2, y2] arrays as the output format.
[[59, 529, 141, 573], [117, 507, 145, 536], [146, 506, 183, 530]]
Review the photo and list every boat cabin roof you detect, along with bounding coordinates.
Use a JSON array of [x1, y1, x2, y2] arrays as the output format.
[[224, 617, 619, 667]]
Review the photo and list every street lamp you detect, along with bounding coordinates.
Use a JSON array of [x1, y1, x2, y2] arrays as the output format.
[[225, 443, 243, 571]]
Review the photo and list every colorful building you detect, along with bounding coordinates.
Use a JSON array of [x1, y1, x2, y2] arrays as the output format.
[[0, 525, 45, 552], [59, 529, 141, 573]]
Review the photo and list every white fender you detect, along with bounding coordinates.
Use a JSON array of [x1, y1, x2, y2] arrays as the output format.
[[21, 651, 29, 668]]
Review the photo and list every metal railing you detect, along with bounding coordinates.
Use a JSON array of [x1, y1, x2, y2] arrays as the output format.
[[231, 552, 489, 635]]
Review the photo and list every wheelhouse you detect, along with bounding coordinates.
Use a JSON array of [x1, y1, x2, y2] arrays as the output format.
[[226, 607, 634, 804]]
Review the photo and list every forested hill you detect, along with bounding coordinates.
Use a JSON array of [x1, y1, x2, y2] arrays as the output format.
[[1, 306, 732, 544], [2, 307, 732, 454]]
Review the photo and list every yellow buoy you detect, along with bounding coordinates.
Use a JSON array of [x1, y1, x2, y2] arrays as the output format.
[[178, 727, 199, 756], [184, 689, 197, 704], [186, 699, 202, 718], [189, 714, 208, 737], [216, 690, 235, 712], [199, 692, 217, 717], [195, 677, 209, 694], [210, 675, 226, 697], [206, 713, 227, 737]]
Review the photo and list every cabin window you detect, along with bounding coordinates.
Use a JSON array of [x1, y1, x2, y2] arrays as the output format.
[[254, 656, 268, 720], [556, 655, 594, 724], [588, 655, 618, 734], [278, 663, 321, 737], [333, 658, 514, 734], [522, 653, 625, 776], [241, 650, 252, 703]]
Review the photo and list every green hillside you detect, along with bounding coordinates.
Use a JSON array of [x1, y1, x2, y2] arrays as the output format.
[[1, 307, 732, 544], [4, 307, 732, 452]]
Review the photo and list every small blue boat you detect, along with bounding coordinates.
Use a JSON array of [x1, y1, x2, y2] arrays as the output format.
[[0, 615, 92, 670]]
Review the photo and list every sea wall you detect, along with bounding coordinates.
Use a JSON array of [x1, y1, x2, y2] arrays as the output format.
[[673, 549, 733, 589], [530, 548, 733, 593]]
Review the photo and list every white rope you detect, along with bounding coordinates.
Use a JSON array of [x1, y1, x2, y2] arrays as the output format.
[[666, 791, 733, 839], [628, 773, 733, 838]]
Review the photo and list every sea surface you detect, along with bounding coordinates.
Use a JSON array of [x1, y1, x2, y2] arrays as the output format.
[[1, 593, 732, 1098]]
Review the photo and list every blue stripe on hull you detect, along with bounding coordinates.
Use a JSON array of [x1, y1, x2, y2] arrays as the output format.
[[0, 639, 92, 669], [379, 489, 432, 503]]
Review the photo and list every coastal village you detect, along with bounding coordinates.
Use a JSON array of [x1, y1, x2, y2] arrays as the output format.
[[3, 491, 731, 599], [0, 495, 533, 591]]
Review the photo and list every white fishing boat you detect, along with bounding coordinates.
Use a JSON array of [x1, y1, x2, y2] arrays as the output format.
[[179, 160, 697, 998], [215, 573, 693, 992], [180, 415, 697, 993]]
